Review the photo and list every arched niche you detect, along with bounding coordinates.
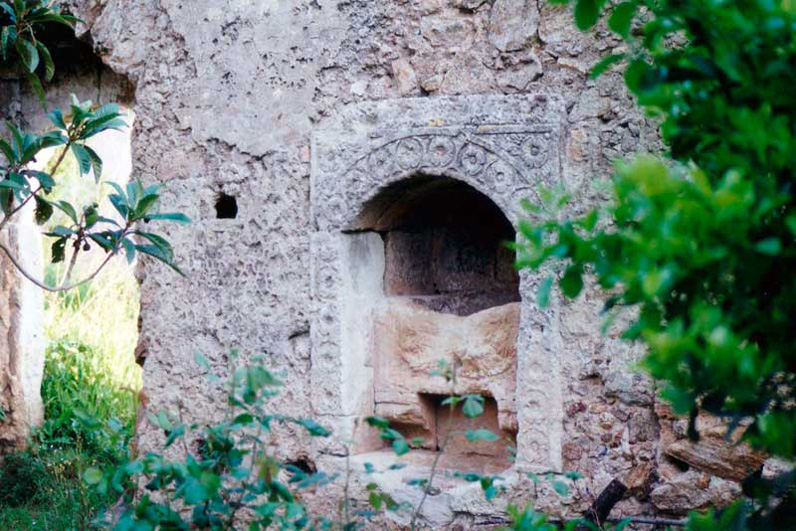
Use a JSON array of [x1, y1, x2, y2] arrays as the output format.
[[310, 96, 566, 475], [357, 175, 520, 316], [349, 174, 521, 472]]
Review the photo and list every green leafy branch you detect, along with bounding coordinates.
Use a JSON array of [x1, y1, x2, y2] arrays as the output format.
[[0, 96, 188, 292], [1, 0, 80, 104]]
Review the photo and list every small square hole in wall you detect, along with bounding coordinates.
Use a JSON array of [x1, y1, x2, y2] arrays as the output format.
[[215, 192, 238, 219]]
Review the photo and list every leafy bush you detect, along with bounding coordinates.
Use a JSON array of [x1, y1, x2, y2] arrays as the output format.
[[78, 355, 633, 530], [38, 339, 136, 457], [520, 0, 796, 528], [0, 447, 122, 530], [0, 453, 46, 507]]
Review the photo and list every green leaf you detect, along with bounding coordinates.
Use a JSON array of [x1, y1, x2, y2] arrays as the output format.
[[35, 41, 54, 81], [121, 238, 136, 264], [0, 138, 14, 162], [624, 58, 648, 94], [552, 480, 570, 496], [366, 416, 390, 429], [156, 410, 172, 432], [83, 467, 103, 485], [47, 108, 67, 129], [1, 26, 16, 61], [590, 53, 625, 79], [194, 352, 211, 371], [786, 215, 796, 237], [14, 38, 38, 73], [0, 3, 16, 22], [392, 439, 410, 456], [34, 195, 52, 225], [183, 479, 208, 504], [537, 276, 554, 309], [143, 212, 191, 224], [51, 237, 66, 263], [232, 413, 254, 426], [296, 418, 331, 437], [25, 170, 53, 191], [47, 225, 74, 237], [70, 143, 92, 175], [608, 2, 636, 37], [0, 178, 25, 191], [464, 429, 499, 442], [574, 0, 603, 31], [54, 200, 78, 223], [25, 71, 45, 108], [369, 492, 383, 511], [754, 238, 781, 255], [561, 266, 584, 298], [83, 144, 103, 182], [462, 395, 485, 419]]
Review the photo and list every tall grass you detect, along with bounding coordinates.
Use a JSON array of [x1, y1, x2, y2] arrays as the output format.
[[42, 261, 142, 393]]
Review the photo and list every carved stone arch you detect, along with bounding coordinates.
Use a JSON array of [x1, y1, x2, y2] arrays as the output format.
[[309, 95, 565, 474], [340, 132, 534, 233]]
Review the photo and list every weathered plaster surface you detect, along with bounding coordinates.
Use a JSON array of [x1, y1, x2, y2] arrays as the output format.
[[0, 210, 44, 453], [1, 0, 765, 525]]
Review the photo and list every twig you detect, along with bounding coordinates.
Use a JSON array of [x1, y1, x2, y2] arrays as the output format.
[[475, 515, 688, 528], [0, 183, 41, 232], [410, 361, 459, 530], [0, 238, 115, 292], [343, 442, 352, 528], [410, 430, 451, 530], [59, 237, 82, 287]]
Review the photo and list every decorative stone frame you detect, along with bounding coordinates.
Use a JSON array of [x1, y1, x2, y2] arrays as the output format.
[[310, 95, 565, 471]]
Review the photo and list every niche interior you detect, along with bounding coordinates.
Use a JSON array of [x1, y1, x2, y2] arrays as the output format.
[[352, 175, 521, 472]]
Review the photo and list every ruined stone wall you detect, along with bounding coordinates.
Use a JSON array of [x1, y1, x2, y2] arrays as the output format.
[[35, 0, 763, 526]]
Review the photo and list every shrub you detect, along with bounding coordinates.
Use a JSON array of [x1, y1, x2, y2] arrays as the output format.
[[38, 339, 135, 459], [0, 453, 46, 507], [519, 0, 796, 528]]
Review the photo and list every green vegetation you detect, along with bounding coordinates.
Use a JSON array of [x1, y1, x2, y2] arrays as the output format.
[[519, 0, 796, 528], [0, 246, 141, 530]]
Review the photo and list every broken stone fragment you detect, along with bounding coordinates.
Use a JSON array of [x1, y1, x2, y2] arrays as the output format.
[[664, 425, 767, 481], [391, 58, 417, 96], [650, 471, 741, 513], [488, 0, 539, 52], [496, 53, 543, 92], [421, 74, 444, 93]]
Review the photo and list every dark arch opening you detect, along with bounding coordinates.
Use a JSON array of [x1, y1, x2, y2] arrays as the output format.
[[355, 175, 520, 316]]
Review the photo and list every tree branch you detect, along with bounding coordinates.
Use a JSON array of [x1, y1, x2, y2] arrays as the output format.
[[0, 239, 115, 293]]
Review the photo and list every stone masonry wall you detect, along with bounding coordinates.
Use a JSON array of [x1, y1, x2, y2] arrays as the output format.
[[3, 0, 762, 526]]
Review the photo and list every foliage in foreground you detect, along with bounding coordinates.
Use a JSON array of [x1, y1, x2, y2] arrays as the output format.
[[0, 336, 135, 530], [519, 0, 796, 528], [75, 355, 627, 531]]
